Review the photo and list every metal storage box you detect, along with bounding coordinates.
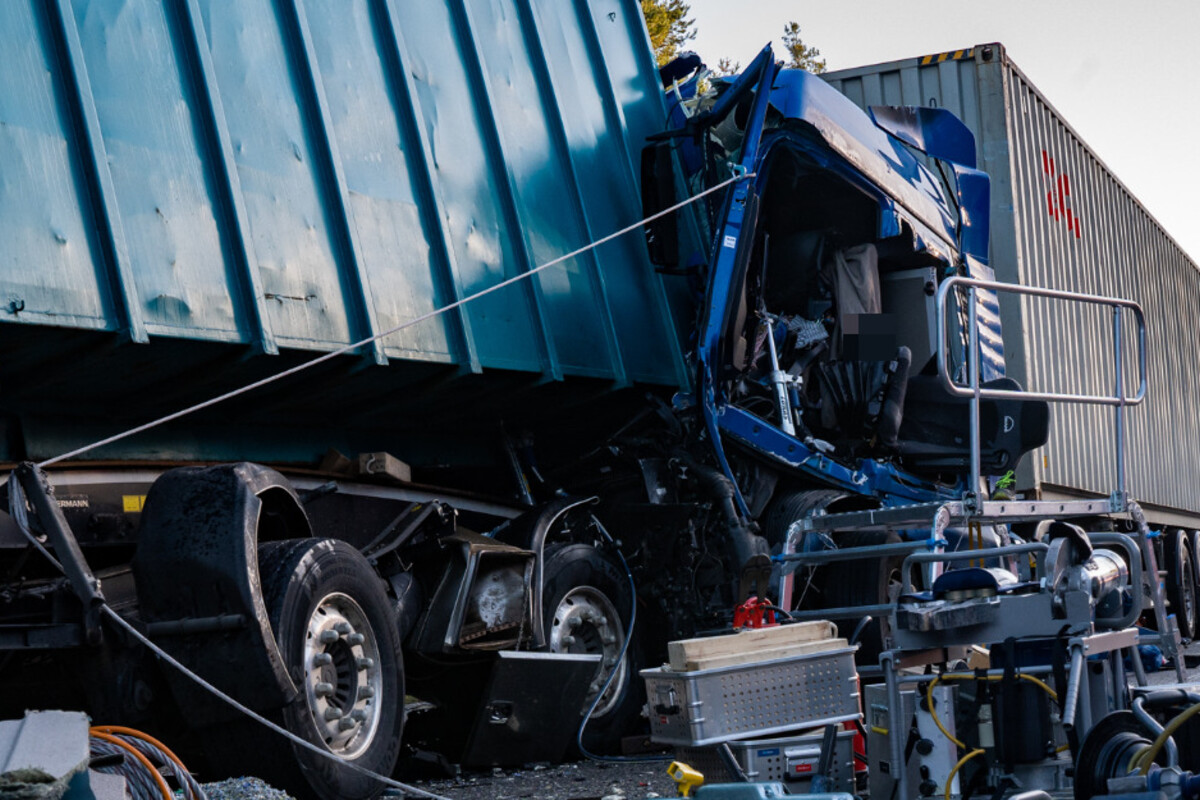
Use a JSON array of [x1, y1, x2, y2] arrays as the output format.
[[824, 44, 1200, 525], [0, 0, 694, 466], [641, 647, 860, 747]]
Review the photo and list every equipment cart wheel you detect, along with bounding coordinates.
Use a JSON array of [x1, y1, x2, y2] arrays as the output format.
[[1166, 529, 1197, 641], [542, 543, 643, 754], [215, 538, 404, 800]]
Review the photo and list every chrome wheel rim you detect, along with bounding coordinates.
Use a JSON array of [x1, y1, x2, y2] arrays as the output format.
[[302, 592, 383, 759], [548, 585, 626, 717]]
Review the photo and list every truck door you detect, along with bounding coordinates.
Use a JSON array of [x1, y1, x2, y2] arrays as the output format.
[[692, 46, 778, 398]]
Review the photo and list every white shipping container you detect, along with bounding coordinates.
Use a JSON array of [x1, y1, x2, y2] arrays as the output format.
[[823, 43, 1200, 527]]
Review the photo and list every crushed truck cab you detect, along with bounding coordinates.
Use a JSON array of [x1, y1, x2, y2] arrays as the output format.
[[643, 46, 1045, 518]]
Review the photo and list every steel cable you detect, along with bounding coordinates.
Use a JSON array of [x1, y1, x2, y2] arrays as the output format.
[[89, 731, 175, 800], [37, 172, 752, 469], [10, 175, 753, 799], [91, 726, 207, 800]]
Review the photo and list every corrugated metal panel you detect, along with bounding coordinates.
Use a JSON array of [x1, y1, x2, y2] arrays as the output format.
[[0, 0, 682, 376], [825, 44, 1200, 519], [0, 0, 691, 463]]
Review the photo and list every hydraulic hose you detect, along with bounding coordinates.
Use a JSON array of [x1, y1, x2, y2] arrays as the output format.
[[576, 515, 671, 764], [677, 457, 768, 571], [1134, 701, 1200, 773], [924, 670, 1065, 797]]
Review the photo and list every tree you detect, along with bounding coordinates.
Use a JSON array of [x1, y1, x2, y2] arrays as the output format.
[[713, 57, 741, 77], [782, 21, 825, 73], [641, 0, 695, 66]]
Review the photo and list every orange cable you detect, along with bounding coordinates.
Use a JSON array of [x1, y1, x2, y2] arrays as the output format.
[[89, 729, 174, 800], [90, 725, 192, 780]]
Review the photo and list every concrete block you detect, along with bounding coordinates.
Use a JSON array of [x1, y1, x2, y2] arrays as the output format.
[[0, 711, 91, 800]]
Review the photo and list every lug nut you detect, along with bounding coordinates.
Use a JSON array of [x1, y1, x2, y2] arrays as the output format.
[[315, 682, 334, 697], [358, 686, 375, 700], [323, 707, 343, 721], [350, 709, 367, 721], [561, 635, 576, 646], [313, 653, 333, 666], [568, 617, 582, 629], [335, 622, 352, 635], [338, 717, 357, 731], [356, 657, 374, 670], [347, 633, 365, 646], [319, 630, 339, 644]]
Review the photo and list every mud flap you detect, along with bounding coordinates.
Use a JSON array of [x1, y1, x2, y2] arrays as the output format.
[[410, 531, 534, 655], [131, 463, 309, 725]]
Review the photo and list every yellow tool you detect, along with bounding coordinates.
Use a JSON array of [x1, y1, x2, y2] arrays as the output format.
[[667, 761, 705, 797]]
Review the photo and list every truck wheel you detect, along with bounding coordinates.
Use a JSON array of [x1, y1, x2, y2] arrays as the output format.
[[1166, 530, 1197, 641], [249, 539, 404, 800], [542, 543, 643, 754], [817, 530, 903, 666]]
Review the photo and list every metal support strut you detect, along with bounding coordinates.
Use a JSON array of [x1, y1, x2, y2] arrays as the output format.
[[11, 462, 105, 645]]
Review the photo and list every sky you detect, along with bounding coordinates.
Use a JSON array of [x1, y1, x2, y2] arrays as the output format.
[[685, 0, 1200, 264]]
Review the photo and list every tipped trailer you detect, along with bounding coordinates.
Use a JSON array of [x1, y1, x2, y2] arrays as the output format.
[[1, 6, 1197, 799]]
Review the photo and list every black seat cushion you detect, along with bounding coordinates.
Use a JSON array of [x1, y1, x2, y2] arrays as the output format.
[[896, 374, 1050, 475]]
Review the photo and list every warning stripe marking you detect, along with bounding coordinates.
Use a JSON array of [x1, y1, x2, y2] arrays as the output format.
[[919, 48, 975, 65]]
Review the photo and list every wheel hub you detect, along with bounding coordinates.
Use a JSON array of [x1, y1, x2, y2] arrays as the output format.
[[303, 592, 383, 758], [548, 585, 626, 717]]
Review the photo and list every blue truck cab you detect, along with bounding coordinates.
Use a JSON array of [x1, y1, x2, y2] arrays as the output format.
[[643, 46, 1047, 517]]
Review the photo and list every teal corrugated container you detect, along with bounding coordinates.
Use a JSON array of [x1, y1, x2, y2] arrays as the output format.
[[0, 0, 693, 468]]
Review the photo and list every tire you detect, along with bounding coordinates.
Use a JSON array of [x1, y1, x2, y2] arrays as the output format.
[[762, 490, 849, 547], [816, 530, 903, 666], [1166, 530, 1197, 641], [214, 539, 404, 800], [763, 490, 877, 609], [542, 543, 644, 754]]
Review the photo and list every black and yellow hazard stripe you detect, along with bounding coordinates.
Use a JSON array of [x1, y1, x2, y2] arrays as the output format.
[[919, 48, 974, 66]]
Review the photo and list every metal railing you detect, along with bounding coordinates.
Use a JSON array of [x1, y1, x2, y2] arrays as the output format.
[[934, 275, 1147, 508]]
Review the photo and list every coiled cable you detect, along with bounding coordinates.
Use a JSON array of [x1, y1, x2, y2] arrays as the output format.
[[89, 726, 205, 800]]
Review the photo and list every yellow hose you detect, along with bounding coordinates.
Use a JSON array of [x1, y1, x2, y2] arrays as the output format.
[[945, 748, 985, 800], [1133, 701, 1200, 774], [925, 671, 1060, 751], [923, 669, 1064, 798], [926, 677, 966, 749]]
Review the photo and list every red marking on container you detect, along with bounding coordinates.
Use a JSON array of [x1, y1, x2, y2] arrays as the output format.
[[1043, 151, 1081, 236], [795, 763, 814, 774]]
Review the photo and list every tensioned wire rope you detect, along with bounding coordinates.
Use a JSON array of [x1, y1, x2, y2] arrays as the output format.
[[13, 170, 756, 799], [38, 171, 751, 469]]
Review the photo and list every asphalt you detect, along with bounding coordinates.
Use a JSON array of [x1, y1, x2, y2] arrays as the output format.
[[406, 760, 677, 800], [400, 640, 1200, 799]]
